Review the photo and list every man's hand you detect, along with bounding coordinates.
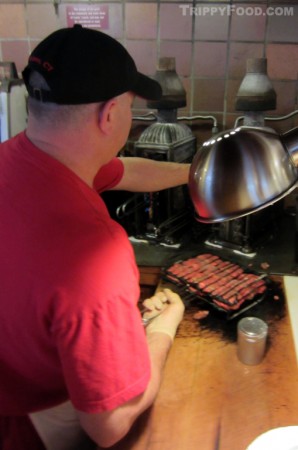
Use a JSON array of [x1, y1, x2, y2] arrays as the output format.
[[142, 290, 169, 320], [143, 288, 185, 341]]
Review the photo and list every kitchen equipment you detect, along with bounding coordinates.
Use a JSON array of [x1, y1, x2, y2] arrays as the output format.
[[162, 252, 280, 320], [189, 57, 298, 234], [189, 126, 298, 223], [235, 58, 276, 113], [202, 58, 282, 255], [141, 309, 163, 327], [237, 316, 268, 365], [0, 62, 27, 142], [117, 57, 197, 245]]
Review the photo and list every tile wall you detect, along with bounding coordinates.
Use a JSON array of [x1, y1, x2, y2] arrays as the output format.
[[0, 0, 297, 144]]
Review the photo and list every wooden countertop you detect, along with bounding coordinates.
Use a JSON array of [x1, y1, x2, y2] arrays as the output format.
[[109, 278, 298, 450]]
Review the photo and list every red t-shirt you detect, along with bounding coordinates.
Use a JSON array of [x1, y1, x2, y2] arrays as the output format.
[[0, 132, 150, 415]]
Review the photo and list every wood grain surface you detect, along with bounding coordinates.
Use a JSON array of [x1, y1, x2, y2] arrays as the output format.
[[107, 278, 298, 450]]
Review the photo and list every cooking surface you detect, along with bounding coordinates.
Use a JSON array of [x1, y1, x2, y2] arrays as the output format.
[[163, 253, 273, 318], [132, 211, 298, 276]]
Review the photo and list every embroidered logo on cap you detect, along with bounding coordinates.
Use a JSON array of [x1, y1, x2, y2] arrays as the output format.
[[29, 56, 54, 72]]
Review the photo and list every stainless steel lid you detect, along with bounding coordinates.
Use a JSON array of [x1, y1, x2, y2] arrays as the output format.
[[188, 126, 298, 223]]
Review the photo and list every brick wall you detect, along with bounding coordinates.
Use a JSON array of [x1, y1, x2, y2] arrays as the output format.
[[0, 0, 297, 142]]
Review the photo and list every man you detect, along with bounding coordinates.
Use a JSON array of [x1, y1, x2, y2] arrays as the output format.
[[0, 25, 189, 449]]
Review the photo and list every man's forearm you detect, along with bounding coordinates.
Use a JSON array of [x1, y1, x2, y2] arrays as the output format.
[[78, 332, 173, 448], [115, 157, 190, 192], [79, 291, 184, 448]]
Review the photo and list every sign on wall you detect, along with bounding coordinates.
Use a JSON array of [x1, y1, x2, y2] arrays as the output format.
[[66, 5, 109, 29]]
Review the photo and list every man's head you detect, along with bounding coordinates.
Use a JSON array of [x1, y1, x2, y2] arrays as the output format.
[[22, 24, 162, 105]]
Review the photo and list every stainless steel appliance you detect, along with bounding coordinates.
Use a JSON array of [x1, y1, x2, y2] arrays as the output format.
[[189, 121, 298, 262], [198, 58, 285, 256], [189, 126, 298, 223], [0, 62, 27, 143]]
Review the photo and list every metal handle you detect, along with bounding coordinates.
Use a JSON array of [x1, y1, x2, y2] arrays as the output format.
[[0, 62, 19, 80], [116, 193, 146, 219]]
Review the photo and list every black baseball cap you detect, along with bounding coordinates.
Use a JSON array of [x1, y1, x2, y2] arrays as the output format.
[[22, 24, 162, 105]]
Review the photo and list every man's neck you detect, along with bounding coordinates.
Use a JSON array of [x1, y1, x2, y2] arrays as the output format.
[[26, 128, 103, 188]]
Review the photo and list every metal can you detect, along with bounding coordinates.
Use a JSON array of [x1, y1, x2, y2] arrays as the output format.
[[237, 317, 268, 365]]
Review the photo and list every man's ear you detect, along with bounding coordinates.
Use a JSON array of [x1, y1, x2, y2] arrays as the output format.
[[97, 98, 117, 135]]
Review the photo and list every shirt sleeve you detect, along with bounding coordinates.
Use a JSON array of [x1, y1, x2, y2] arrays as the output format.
[[51, 223, 150, 414], [54, 302, 151, 414], [93, 158, 124, 193]]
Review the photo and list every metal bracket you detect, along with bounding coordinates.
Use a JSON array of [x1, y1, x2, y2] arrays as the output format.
[[53, 0, 60, 16]]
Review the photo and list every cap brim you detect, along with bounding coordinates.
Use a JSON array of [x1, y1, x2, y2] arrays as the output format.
[[133, 72, 162, 101]]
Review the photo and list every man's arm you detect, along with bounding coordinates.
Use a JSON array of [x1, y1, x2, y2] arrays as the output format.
[[112, 157, 190, 192], [77, 289, 184, 448]]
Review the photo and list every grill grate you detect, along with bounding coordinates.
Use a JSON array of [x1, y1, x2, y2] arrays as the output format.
[[162, 253, 280, 320]]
